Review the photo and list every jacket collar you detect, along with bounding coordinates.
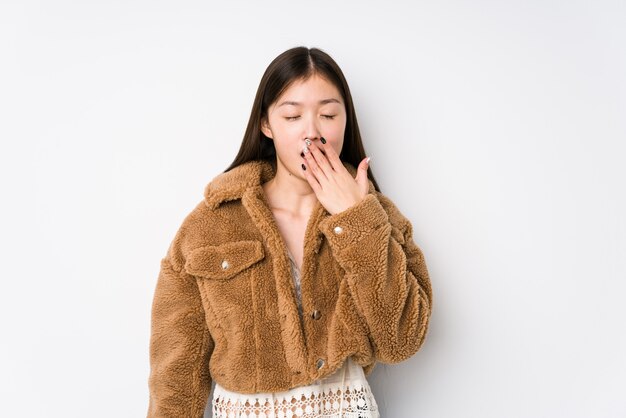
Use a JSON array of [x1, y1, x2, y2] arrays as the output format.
[[204, 159, 375, 210]]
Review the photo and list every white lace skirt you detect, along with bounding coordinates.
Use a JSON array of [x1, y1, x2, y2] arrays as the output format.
[[211, 357, 380, 418]]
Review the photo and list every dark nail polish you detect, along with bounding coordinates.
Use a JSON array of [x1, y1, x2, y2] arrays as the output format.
[[301, 163, 306, 170], [300, 152, 304, 158], [320, 137, 326, 144]]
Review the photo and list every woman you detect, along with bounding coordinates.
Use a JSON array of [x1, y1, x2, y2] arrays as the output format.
[[147, 46, 433, 418]]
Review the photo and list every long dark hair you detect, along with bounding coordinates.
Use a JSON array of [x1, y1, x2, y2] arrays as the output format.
[[223, 46, 381, 193]]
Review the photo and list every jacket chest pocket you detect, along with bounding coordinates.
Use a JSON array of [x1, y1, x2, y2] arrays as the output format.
[[184, 240, 266, 281], [185, 240, 266, 342]]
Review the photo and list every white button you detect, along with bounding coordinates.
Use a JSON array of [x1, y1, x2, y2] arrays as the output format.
[[333, 226, 343, 234], [221, 260, 230, 269], [316, 358, 325, 369]]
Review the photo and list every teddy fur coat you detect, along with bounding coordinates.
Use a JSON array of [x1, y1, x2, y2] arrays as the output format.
[[146, 158, 433, 417]]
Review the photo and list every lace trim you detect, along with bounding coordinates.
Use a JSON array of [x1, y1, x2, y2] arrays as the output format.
[[211, 358, 379, 418], [212, 382, 379, 417]]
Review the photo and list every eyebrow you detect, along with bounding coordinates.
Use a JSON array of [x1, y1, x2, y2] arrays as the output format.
[[277, 98, 342, 107]]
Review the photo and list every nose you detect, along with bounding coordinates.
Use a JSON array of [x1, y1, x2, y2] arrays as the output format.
[[304, 116, 322, 142]]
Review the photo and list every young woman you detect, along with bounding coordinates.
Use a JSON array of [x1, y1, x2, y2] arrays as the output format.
[[147, 46, 433, 418]]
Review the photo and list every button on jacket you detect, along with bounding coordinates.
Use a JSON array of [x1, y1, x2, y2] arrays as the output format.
[[146, 159, 434, 417]]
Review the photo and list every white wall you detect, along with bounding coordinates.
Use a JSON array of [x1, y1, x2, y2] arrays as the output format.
[[1, 0, 624, 417]]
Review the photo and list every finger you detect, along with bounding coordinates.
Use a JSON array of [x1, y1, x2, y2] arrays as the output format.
[[303, 144, 329, 185], [307, 141, 334, 179], [301, 158, 321, 192], [319, 137, 341, 171]]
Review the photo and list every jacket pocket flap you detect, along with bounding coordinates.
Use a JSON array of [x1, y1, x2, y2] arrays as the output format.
[[185, 240, 265, 280]]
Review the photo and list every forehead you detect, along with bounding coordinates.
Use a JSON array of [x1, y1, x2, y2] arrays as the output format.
[[274, 74, 343, 107]]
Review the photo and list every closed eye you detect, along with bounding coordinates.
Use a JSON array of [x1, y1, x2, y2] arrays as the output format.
[[285, 115, 336, 121]]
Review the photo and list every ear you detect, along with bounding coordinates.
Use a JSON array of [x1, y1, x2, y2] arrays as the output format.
[[260, 116, 273, 139]]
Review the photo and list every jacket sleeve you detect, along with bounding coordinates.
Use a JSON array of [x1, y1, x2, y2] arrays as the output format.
[[318, 192, 433, 364], [147, 256, 214, 417]]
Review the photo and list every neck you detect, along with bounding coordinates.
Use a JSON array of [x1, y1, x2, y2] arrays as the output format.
[[262, 159, 318, 217]]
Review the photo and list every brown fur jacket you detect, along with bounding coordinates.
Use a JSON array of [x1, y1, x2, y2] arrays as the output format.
[[147, 158, 433, 417]]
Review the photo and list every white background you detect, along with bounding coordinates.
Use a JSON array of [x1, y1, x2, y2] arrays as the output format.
[[1, 1, 624, 417]]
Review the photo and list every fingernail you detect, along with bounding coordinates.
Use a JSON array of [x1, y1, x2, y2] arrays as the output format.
[[301, 163, 306, 170], [320, 137, 326, 144], [366, 157, 371, 164], [300, 152, 304, 158]]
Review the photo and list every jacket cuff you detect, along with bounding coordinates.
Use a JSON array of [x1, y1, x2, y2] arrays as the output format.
[[318, 193, 389, 252]]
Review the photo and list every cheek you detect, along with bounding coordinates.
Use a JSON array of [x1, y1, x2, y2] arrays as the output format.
[[329, 116, 346, 134], [271, 136, 302, 158], [326, 122, 345, 150], [326, 139, 343, 157]]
